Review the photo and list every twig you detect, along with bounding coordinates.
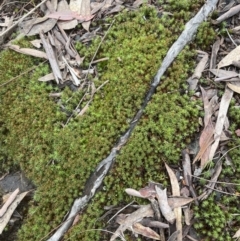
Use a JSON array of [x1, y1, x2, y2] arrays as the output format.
[[107, 201, 135, 224], [0, 60, 47, 88], [203, 185, 240, 196], [84, 20, 115, 81]]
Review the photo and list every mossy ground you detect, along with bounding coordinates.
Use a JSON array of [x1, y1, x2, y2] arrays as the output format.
[[1, 1, 235, 241]]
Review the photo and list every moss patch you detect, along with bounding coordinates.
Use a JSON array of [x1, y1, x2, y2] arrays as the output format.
[[0, 2, 218, 241]]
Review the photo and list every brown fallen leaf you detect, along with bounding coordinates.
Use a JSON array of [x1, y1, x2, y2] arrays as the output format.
[[192, 50, 208, 79], [155, 186, 175, 224], [132, 222, 160, 240], [8, 44, 48, 59], [210, 68, 239, 81], [165, 163, 182, 241], [47, 10, 94, 21], [168, 197, 194, 209], [132, 0, 147, 8], [139, 182, 157, 198], [208, 87, 233, 162], [91, 1, 106, 15], [227, 82, 240, 94], [210, 38, 222, 69], [182, 207, 193, 225], [193, 120, 214, 167], [200, 86, 218, 127], [125, 188, 143, 198], [168, 230, 180, 241], [140, 218, 169, 229], [56, 0, 78, 30], [39, 31, 62, 84], [110, 205, 154, 241], [233, 227, 240, 238], [70, 0, 92, 31], [218, 45, 240, 69], [187, 51, 208, 90], [20, 17, 58, 36]]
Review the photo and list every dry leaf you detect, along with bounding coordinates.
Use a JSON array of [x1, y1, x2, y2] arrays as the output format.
[[165, 163, 182, 241], [168, 230, 180, 241], [139, 183, 157, 198], [106, 4, 124, 15], [110, 205, 154, 241], [182, 149, 191, 187], [210, 38, 222, 69], [47, 10, 94, 21], [193, 120, 214, 167], [8, 44, 48, 59], [192, 50, 208, 79], [56, 0, 78, 30], [91, 1, 106, 15], [168, 197, 193, 209], [132, 222, 160, 240], [132, 0, 147, 8], [77, 102, 89, 116], [39, 73, 55, 82], [210, 68, 239, 81], [30, 39, 42, 48], [70, 0, 92, 31], [200, 86, 218, 127], [183, 207, 192, 225], [218, 45, 240, 69], [233, 227, 240, 238], [140, 218, 169, 229], [155, 186, 175, 224], [20, 18, 58, 36], [227, 82, 240, 94], [125, 188, 143, 198], [208, 87, 233, 162]]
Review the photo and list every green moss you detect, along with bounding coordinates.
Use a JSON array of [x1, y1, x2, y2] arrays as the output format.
[[193, 194, 234, 241], [195, 21, 217, 49], [0, 3, 216, 241]]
